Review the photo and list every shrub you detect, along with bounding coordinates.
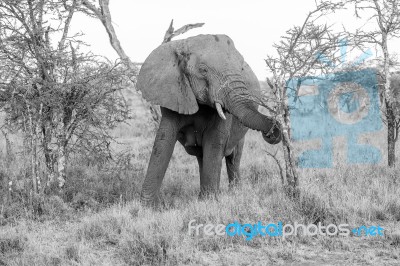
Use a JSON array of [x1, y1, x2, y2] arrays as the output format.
[[0, 235, 25, 254]]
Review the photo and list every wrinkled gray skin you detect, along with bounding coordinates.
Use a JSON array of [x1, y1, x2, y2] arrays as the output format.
[[137, 34, 281, 205]]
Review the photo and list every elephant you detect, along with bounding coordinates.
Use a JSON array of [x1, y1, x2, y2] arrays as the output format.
[[137, 34, 281, 205]]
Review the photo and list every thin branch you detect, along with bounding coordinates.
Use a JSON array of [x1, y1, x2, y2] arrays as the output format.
[[162, 19, 204, 43], [58, 0, 77, 52], [263, 148, 285, 186]]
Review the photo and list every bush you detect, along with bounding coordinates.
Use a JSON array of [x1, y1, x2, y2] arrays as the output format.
[[63, 157, 140, 209], [42, 195, 72, 220], [0, 201, 27, 225], [0, 235, 25, 254], [65, 244, 80, 263]]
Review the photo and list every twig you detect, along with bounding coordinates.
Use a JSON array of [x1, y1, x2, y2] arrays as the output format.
[[263, 148, 285, 186]]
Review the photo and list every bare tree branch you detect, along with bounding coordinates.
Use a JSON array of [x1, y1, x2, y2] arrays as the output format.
[[163, 19, 204, 43], [58, 0, 77, 52]]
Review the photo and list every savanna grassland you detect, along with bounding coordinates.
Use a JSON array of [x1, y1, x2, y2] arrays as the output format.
[[1, 88, 400, 265]]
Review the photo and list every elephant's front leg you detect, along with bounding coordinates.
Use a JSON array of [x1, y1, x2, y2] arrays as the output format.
[[226, 137, 244, 188], [140, 108, 179, 205], [199, 132, 225, 197]]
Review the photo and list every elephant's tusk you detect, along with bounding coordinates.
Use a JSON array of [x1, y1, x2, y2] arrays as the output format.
[[215, 102, 226, 120]]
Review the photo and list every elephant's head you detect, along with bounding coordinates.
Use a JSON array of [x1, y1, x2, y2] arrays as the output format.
[[137, 34, 281, 144]]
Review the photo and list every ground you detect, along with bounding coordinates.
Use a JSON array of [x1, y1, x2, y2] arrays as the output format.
[[0, 89, 400, 265]]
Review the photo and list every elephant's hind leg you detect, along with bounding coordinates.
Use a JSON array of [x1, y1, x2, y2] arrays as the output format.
[[226, 137, 244, 188], [140, 108, 179, 205]]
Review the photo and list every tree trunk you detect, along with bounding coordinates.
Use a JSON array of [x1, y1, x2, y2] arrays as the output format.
[[57, 138, 67, 189], [387, 100, 396, 167], [28, 107, 38, 194], [1, 130, 11, 205], [1, 173, 8, 206], [273, 81, 300, 199], [381, 32, 395, 167], [281, 102, 299, 198], [43, 135, 56, 187]]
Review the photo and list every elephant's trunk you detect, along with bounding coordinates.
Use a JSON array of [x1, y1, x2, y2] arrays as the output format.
[[221, 86, 282, 144]]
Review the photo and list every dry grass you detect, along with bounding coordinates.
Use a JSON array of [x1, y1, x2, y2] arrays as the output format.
[[1, 90, 400, 265]]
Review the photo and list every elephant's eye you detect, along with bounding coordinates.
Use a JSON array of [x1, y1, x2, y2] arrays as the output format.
[[199, 66, 208, 76]]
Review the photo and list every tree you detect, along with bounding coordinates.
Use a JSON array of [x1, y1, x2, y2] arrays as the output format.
[[0, 0, 130, 194], [263, 1, 350, 197], [345, 0, 400, 167]]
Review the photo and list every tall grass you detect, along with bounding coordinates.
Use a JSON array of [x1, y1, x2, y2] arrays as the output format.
[[1, 92, 400, 265]]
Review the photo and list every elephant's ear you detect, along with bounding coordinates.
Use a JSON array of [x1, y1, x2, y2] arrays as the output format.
[[137, 41, 199, 115]]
